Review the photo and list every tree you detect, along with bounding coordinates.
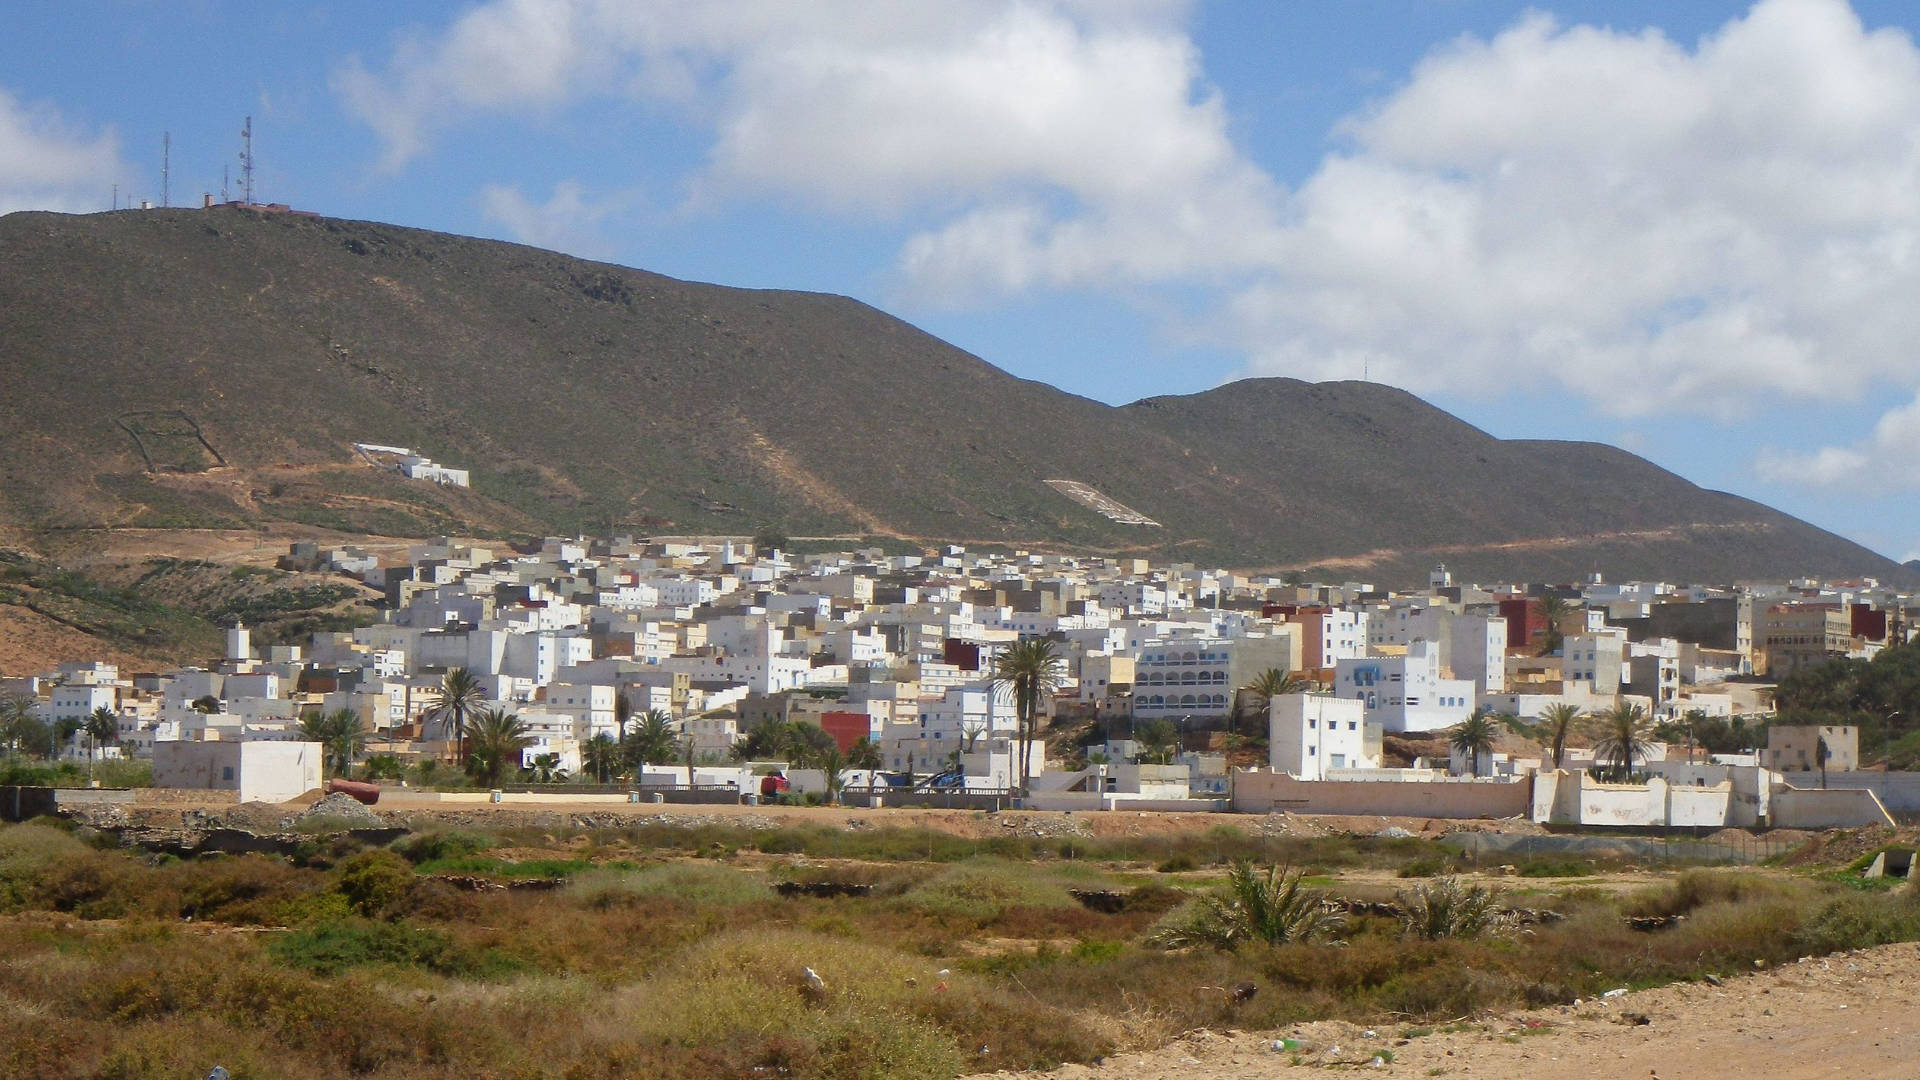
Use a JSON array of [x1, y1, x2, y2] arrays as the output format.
[[299, 708, 368, 780], [582, 732, 620, 784], [528, 753, 569, 784], [1536, 594, 1572, 657], [1238, 668, 1310, 742], [1149, 862, 1344, 950], [1538, 703, 1584, 771], [752, 526, 789, 556], [612, 691, 634, 754], [1593, 702, 1654, 781], [846, 736, 882, 771], [0, 696, 32, 760], [1448, 707, 1499, 777], [625, 709, 678, 770], [190, 694, 223, 714], [360, 754, 405, 781], [817, 746, 847, 805], [421, 667, 487, 765], [1135, 717, 1179, 765], [989, 637, 1065, 796], [84, 707, 119, 783], [465, 707, 531, 788]]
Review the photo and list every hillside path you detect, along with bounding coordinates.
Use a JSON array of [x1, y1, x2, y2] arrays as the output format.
[[977, 941, 1920, 1080]]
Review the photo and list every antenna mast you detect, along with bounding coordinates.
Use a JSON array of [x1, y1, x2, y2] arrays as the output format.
[[239, 116, 254, 205], [161, 132, 170, 208], [221, 165, 229, 203]]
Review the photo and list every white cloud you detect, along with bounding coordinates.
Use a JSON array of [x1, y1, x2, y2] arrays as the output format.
[[335, 0, 1265, 297], [0, 86, 125, 215], [340, 0, 1920, 430], [477, 179, 619, 259], [1226, 0, 1920, 416], [1757, 391, 1920, 490]]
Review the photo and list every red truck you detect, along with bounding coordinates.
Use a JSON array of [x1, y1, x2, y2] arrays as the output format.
[[758, 773, 790, 799]]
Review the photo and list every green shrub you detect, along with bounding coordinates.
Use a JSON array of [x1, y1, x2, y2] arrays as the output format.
[[1793, 891, 1920, 954], [1397, 877, 1504, 940], [895, 860, 1080, 923], [392, 829, 495, 865], [269, 919, 517, 977], [334, 850, 415, 917], [571, 862, 770, 909]]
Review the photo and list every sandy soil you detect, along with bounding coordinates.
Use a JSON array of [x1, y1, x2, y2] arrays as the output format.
[[980, 943, 1920, 1080]]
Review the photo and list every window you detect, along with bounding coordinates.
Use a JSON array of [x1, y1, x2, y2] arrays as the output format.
[[221, 766, 234, 781]]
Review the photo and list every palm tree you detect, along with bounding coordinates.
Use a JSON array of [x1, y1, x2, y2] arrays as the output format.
[[421, 667, 486, 765], [1135, 717, 1179, 765], [846, 736, 882, 772], [1150, 862, 1344, 950], [465, 706, 531, 788], [1448, 707, 1499, 777], [1536, 595, 1572, 657], [0, 696, 33, 761], [84, 707, 119, 783], [613, 690, 634, 749], [1593, 702, 1654, 781], [1238, 668, 1310, 741], [626, 709, 678, 771], [528, 753, 568, 783], [817, 746, 847, 805], [1538, 703, 1584, 771], [299, 708, 368, 780], [582, 732, 620, 784], [989, 637, 1065, 796]]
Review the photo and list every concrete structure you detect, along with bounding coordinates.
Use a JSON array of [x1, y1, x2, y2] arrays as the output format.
[[1767, 724, 1859, 775], [1333, 640, 1475, 733], [1130, 631, 1301, 723], [1232, 769, 1532, 818], [1760, 604, 1851, 677], [1268, 694, 1379, 780], [152, 740, 322, 803]]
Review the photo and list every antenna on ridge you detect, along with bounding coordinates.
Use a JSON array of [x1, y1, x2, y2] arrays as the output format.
[[222, 164, 229, 204], [161, 132, 170, 208], [238, 116, 254, 205]]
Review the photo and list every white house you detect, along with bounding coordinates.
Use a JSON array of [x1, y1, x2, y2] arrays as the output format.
[[1334, 640, 1475, 733], [152, 740, 322, 803], [1269, 694, 1379, 780]]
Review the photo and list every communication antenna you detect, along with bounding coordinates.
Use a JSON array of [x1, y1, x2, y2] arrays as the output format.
[[111, 183, 118, 211], [161, 132, 170, 208], [221, 164, 229, 204], [238, 116, 254, 205]]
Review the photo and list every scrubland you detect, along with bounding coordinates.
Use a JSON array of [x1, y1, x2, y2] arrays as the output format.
[[1, 817, 1916, 1079]]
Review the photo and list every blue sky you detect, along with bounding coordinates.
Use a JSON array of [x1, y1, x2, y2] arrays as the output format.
[[6, 0, 1920, 564]]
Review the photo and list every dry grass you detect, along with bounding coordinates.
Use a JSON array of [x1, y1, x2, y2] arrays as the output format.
[[5, 818, 1920, 1078]]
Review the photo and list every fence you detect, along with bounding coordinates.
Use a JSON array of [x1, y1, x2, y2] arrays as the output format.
[[1443, 829, 1802, 865]]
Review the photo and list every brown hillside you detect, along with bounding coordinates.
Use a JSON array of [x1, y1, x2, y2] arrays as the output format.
[[0, 206, 1902, 586]]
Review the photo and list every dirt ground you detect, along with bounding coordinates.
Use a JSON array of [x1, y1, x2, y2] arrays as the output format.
[[980, 942, 1920, 1080], [113, 792, 1546, 842]]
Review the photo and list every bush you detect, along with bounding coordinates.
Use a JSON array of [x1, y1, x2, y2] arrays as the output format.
[[1397, 877, 1504, 940], [392, 829, 495, 865], [334, 850, 415, 917], [1151, 862, 1343, 950], [269, 919, 516, 977]]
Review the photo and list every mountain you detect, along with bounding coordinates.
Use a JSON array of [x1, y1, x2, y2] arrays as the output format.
[[0, 206, 1903, 587]]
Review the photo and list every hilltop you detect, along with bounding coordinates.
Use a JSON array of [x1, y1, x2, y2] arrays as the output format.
[[0, 206, 1903, 586]]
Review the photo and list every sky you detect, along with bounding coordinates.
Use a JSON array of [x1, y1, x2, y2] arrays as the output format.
[[6, 0, 1920, 564]]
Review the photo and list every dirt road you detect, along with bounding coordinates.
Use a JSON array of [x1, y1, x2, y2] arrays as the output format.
[[983, 942, 1920, 1079]]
